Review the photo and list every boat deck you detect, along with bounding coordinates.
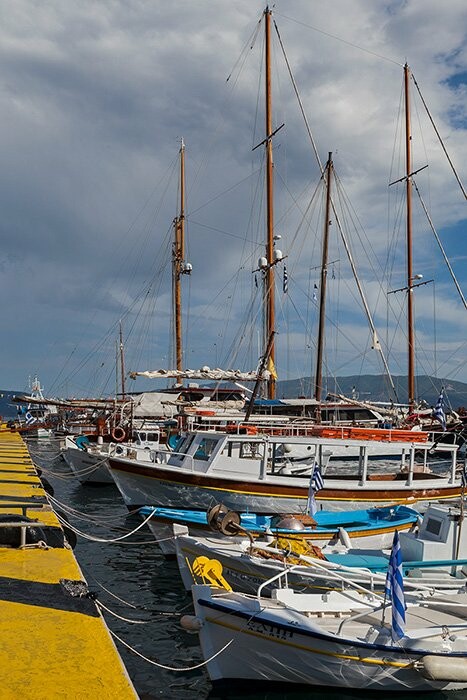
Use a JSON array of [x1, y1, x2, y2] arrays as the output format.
[[0, 427, 137, 699]]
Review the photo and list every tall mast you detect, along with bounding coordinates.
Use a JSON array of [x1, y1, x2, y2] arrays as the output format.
[[119, 320, 126, 400], [404, 64, 415, 410], [264, 6, 276, 399], [314, 153, 333, 409], [173, 138, 186, 375]]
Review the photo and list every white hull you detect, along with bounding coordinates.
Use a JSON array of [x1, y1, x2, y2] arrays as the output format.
[[108, 456, 460, 513], [175, 531, 467, 596], [62, 445, 113, 484], [191, 585, 467, 691]]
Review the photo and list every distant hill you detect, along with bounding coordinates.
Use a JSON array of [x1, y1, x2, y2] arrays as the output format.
[[276, 375, 467, 409]]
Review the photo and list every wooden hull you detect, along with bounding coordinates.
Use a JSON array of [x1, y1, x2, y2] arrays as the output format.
[[108, 456, 461, 513]]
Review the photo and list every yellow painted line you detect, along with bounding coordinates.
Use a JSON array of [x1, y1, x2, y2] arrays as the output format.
[[206, 614, 412, 669]]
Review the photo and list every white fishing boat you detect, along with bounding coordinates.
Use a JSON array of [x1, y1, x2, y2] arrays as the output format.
[[107, 427, 460, 513], [62, 427, 163, 484], [174, 503, 467, 595], [185, 577, 467, 691]]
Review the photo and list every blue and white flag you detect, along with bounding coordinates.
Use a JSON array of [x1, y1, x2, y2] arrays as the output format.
[[384, 530, 406, 642], [311, 462, 324, 492], [283, 265, 288, 294], [25, 411, 36, 426], [306, 463, 324, 516], [432, 390, 446, 431]]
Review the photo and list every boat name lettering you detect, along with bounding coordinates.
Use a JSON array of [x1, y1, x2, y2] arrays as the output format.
[[246, 620, 294, 640]]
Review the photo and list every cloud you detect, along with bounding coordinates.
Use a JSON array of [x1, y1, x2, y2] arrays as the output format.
[[0, 0, 465, 394]]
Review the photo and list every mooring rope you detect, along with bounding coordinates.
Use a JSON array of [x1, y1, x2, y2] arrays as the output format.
[[53, 507, 156, 543], [109, 628, 234, 671]]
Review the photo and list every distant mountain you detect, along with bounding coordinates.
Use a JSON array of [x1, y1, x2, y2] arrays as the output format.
[[276, 375, 467, 409]]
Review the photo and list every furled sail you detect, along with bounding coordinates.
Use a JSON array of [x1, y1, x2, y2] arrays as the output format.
[[129, 367, 264, 381]]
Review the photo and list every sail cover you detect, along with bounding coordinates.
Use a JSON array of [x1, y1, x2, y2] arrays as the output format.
[[130, 368, 262, 381]]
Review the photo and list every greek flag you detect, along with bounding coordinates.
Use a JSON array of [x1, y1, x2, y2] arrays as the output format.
[[432, 389, 446, 430], [311, 462, 324, 492], [283, 265, 288, 294], [25, 411, 36, 426], [384, 530, 406, 642], [306, 463, 324, 516]]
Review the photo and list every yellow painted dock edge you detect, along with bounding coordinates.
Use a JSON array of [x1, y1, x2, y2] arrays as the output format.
[[0, 427, 138, 699]]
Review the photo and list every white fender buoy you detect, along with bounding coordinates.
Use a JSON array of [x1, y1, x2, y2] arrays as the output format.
[[338, 527, 352, 549], [180, 615, 203, 632], [416, 655, 467, 682]]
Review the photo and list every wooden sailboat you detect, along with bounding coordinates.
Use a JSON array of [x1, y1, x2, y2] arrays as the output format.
[[108, 11, 465, 512]]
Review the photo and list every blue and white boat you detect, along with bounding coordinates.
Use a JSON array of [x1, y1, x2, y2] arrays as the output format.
[[140, 503, 419, 556]]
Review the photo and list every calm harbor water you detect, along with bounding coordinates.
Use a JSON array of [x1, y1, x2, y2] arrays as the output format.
[[29, 438, 465, 700]]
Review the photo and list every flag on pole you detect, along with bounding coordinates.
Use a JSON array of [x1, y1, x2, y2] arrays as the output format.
[[266, 356, 278, 380], [306, 463, 324, 516], [384, 530, 406, 642], [432, 389, 446, 430], [313, 283, 318, 301], [283, 265, 288, 294], [25, 411, 36, 426]]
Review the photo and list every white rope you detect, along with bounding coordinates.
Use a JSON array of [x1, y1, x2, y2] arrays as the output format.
[[109, 628, 234, 671], [47, 492, 140, 523], [96, 600, 151, 624], [53, 508, 155, 543], [88, 577, 138, 609]]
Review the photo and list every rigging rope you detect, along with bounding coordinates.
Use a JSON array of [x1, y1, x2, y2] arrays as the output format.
[[411, 73, 467, 201]]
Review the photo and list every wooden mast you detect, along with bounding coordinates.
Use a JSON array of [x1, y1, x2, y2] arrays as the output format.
[[173, 138, 186, 375], [119, 320, 126, 400], [404, 64, 415, 410], [264, 6, 276, 400], [314, 153, 333, 412]]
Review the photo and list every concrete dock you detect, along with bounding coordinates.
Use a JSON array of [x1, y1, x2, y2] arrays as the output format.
[[0, 427, 138, 699]]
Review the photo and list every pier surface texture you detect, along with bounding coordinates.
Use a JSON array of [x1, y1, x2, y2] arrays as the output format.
[[0, 427, 137, 699]]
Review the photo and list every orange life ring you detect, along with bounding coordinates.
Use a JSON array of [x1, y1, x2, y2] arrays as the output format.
[[112, 426, 126, 442], [240, 424, 258, 435]]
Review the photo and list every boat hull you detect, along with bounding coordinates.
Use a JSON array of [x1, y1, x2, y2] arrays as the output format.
[[63, 446, 113, 484], [108, 456, 461, 513], [192, 587, 467, 691]]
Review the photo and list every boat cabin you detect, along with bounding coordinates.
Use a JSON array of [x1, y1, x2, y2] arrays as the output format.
[[400, 504, 467, 563]]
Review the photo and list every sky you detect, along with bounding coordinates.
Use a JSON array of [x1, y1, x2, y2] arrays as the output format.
[[0, 0, 465, 400]]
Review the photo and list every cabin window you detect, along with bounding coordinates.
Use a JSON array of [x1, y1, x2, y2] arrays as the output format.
[[424, 517, 442, 537], [194, 438, 219, 461], [140, 432, 147, 441], [177, 435, 195, 456], [240, 442, 263, 459]]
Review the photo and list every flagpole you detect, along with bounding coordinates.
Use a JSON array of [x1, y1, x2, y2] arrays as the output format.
[[456, 461, 467, 561]]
